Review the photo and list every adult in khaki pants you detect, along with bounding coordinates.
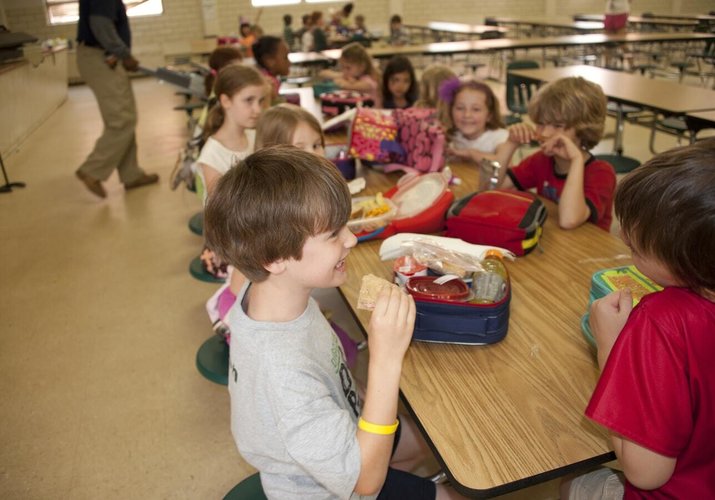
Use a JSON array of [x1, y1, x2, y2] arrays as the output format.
[[75, 0, 158, 198]]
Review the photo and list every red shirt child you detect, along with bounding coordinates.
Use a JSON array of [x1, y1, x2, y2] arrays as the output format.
[[568, 139, 715, 498], [508, 151, 615, 231], [497, 77, 615, 232], [587, 287, 715, 497]]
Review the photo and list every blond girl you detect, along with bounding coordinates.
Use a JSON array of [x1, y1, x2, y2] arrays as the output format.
[[319, 42, 382, 107], [413, 64, 456, 109]]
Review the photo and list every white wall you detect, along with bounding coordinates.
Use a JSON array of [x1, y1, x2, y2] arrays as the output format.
[[3, 0, 712, 63], [0, 48, 67, 157]]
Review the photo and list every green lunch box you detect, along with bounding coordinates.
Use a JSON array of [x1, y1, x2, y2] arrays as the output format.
[[581, 265, 662, 348]]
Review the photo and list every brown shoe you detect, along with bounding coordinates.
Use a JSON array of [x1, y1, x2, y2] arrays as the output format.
[[124, 173, 159, 191], [75, 170, 106, 198]]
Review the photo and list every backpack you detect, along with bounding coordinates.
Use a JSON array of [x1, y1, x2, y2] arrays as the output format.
[[170, 142, 199, 192], [384, 108, 446, 174], [348, 108, 398, 163], [445, 189, 547, 256], [347, 107, 446, 174]]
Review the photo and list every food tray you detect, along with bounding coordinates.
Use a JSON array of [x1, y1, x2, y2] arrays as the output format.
[[347, 196, 397, 234]]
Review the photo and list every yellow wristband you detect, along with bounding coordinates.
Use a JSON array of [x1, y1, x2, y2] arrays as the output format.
[[358, 417, 399, 435]]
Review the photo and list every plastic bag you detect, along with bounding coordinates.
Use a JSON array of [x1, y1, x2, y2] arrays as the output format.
[[401, 239, 484, 279]]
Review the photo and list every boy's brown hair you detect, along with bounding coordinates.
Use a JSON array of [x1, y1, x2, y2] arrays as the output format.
[[204, 146, 351, 283], [527, 76, 606, 150], [615, 137, 715, 294], [254, 104, 325, 150]]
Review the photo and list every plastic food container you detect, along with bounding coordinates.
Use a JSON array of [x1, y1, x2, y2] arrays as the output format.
[[348, 196, 397, 234], [312, 80, 339, 98], [391, 173, 447, 219], [406, 276, 470, 302], [393, 255, 428, 286], [581, 265, 662, 348]]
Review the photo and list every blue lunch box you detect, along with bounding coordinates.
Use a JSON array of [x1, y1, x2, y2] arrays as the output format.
[[407, 276, 511, 345]]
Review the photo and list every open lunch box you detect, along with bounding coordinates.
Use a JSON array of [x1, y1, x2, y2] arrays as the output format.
[[405, 274, 511, 345], [347, 172, 454, 241], [378, 234, 515, 346], [581, 265, 662, 348]]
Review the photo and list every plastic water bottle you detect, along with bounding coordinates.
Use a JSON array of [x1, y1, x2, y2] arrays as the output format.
[[479, 159, 501, 192], [471, 250, 508, 303]]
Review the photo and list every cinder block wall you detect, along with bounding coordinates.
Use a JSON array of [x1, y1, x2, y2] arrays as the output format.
[[2, 0, 710, 71]]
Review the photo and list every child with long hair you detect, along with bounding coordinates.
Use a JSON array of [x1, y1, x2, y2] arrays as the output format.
[[196, 64, 265, 286], [169, 46, 242, 191], [382, 55, 417, 109], [252, 35, 291, 106], [198, 64, 266, 200], [195, 46, 243, 140], [413, 64, 456, 109], [319, 42, 382, 107], [254, 104, 325, 155], [495, 77, 615, 231], [563, 138, 715, 498], [438, 77, 511, 168]]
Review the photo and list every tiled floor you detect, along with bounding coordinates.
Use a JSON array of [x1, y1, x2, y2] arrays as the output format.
[[0, 70, 710, 499]]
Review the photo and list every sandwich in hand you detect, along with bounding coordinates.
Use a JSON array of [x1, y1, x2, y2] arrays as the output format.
[[357, 274, 392, 311]]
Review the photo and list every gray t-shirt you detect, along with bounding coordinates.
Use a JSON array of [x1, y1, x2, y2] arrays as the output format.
[[227, 283, 367, 499]]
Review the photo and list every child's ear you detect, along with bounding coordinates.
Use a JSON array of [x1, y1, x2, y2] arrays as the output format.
[[265, 259, 287, 275], [219, 93, 232, 109], [264, 55, 275, 70]]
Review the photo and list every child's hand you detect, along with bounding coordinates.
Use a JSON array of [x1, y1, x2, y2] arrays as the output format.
[[540, 133, 582, 161], [368, 284, 416, 363], [334, 76, 350, 87], [447, 145, 480, 163], [589, 289, 633, 367], [319, 69, 339, 80], [507, 123, 536, 145]]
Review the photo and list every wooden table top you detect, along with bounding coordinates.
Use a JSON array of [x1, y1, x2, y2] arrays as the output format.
[[410, 22, 510, 36], [641, 13, 715, 22], [508, 64, 715, 115], [288, 51, 332, 65], [174, 38, 330, 66], [686, 109, 715, 123], [337, 162, 628, 496], [685, 110, 715, 134], [489, 16, 605, 32], [322, 32, 715, 59], [572, 14, 698, 28]]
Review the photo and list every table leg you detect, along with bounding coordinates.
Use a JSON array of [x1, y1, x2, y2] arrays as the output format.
[[613, 106, 625, 155]]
